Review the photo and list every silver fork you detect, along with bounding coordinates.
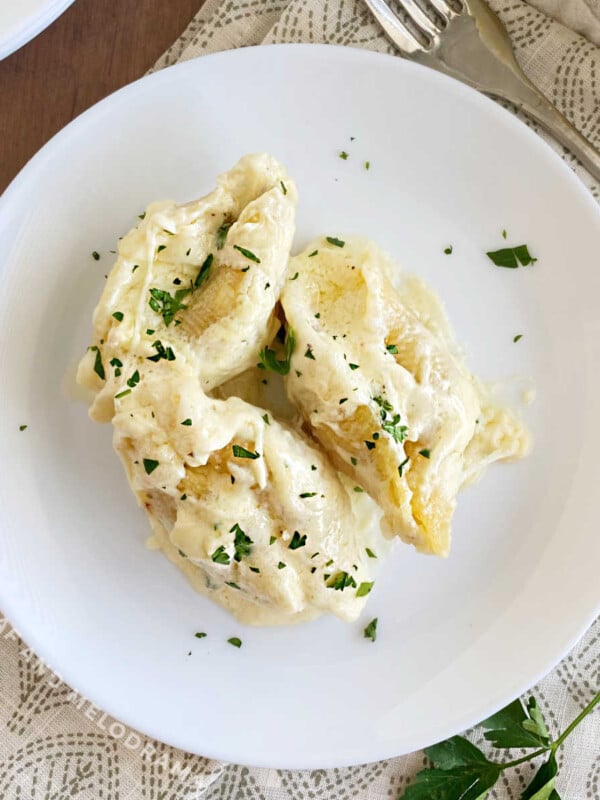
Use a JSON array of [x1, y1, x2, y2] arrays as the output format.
[[364, 0, 600, 182]]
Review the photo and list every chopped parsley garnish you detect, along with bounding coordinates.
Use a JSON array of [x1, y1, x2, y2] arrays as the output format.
[[269, 536, 277, 545], [138, 212, 146, 220], [194, 632, 207, 639], [299, 492, 316, 499], [112, 311, 124, 322], [280, 180, 287, 195], [259, 327, 295, 375], [356, 581, 374, 597], [92, 347, 105, 380], [92, 251, 100, 260], [233, 244, 261, 264], [143, 458, 159, 475], [353, 486, 364, 493], [382, 413, 408, 443], [249, 566, 260, 573], [156, 245, 167, 254], [277, 561, 286, 570], [211, 545, 230, 565], [148, 287, 190, 326], [181, 418, 193, 426], [308, 250, 318, 257], [114, 389, 131, 399], [365, 440, 376, 450], [304, 346, 316, 360], [180, 494, 187, 500], [231, 523, 253, 562], [311, 465, 317, 471], [502, 228, 507, 239], [147, 340, 176, 362], [146, 328, 155, 335], [194, 253, 213, 289], [364, 617, 378, 642], [289, 272, 299, 280], [350, 456, 358, 466], [227, 637, 242, 648], [262, 414, 270, 425], [289, 531, 307, 550], [365, 547, 377, 559], [349, 363, 359, 370], [486, 245, 537, 268], [339, 151, 349, 160], [232, 444, 260, 459], [444, 245, 453, 255], [178, 549, 187, 557], [339, 398, 348, 405], [126, 370, 140, 388], [419, 448, 431, 458], [314, 312, 321, 319], [326, 571, 357, 591], [326, 236, 345, 248], [386, 343, 398, 354], [225, 581, 241, 590], [19, 425, 27, 431], [186, 248, 191, 257], [398, 456, 410, 477], [216, 222, 232, 250], [513, 334, 523, 342]]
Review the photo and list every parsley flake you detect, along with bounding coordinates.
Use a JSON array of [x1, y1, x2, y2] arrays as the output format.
[[350, 456, 358, 466], [147, 340, 176, 362], [115, 389, 131, 399], [419, 448, 431, 458], [398, 456, 410, 477], [326, 571, 357, 591], [92, 348, 105, 380], [216, 222, 232, 250], [211, 545, 230, 565], [280, 180, 287, 195], [232, 444, 260, 459], [304, 346, 316, 360], [259, 327, 295, 375], [326, 236, 345, 248], [156, 245, 166, 254], [444, 245, 453, 255], [194, 632, 207, 639], [299, 492, 317, 499], [233, 244, 260, 263], [289, 531, 307, 550], [231, 523, 253, 562], [487, 245, 537, 268], [262, 414, 270, 425], [227, 637, 242, 648], [143, 458, 159, 474], [339, 151, 349, 160], [386, 343, 399, 354], [194, 253, 213, 289], [92, 251, 100, 261], [19, 425, 27, 431], [112, 311, 124, 322], [349, 363, 359, 370], [181, 418, 193, 426], [365, 547, 377, 559], [277, 561, 287, 570], [308, 250, 318, 257], [364, 617, 377, 642], [513, 334, 523, 343], [149, 287, 190, 326], [356, 581, 374, 597]]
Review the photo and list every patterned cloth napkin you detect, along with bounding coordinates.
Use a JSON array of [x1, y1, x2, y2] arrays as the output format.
[[1, 1, 599, 798]]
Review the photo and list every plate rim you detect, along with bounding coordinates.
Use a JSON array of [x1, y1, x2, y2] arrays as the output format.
[[0, 43, 599, 769], [0, 0, 75, 61]]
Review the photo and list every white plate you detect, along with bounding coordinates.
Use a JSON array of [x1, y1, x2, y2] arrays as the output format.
[[0, 45, 599, 769], [0, 0, 75, 60]]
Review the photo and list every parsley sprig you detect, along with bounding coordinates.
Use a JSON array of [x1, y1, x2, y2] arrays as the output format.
[[400, 690, 600, 800]]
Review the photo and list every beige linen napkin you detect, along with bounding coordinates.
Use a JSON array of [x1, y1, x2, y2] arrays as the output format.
[[1, 2, 599, 798]]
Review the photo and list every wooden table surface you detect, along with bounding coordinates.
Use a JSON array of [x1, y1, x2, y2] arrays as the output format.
[[0, 0, 201, 193]]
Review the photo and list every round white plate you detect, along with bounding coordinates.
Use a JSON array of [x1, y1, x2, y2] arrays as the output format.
[[0, 45, 599, 769], [0, 0, 75, 60]]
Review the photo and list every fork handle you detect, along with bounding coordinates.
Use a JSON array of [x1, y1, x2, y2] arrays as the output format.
[[496, 79, 600, 184]]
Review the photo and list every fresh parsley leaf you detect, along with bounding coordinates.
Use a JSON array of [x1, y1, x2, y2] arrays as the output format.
[[356, 581, 374, 597], [326, 236, 345, 248], [482, 699, 550, 748], [426, 736, 490, 770], [156, 245, 167, 254], [19, 425, 27, 431], [364, 617, 377, 642], [365, 547, 377, 558], [514, 334, 523, 343], [181, 418, 192, 426], [249, 566, 260, 573], [353, 486, 364, 493], [522, 697, 550, 743], [147, 340, 176, 362], [232, 444, 260, 459], [112, 311, 124, 321], [231, 523, 253, 562], [148, 287, 190, 326], [386, 343, 399, 354], [299, 492, 317, 498], [419, 448, 431, 458], [194, 632, 207, 639], [521, 753, 558, 800], [326, 571, 357, 591], [401, 763, 500, 800], [349, 363, 359, 370], [258, 327, 295, 375], [211, 545, 230, 565], [277, 561, 286, 569], [339, 151, 349, 160], [308, 250, 318, 257], [233, 244, 260, 263], [194, 253, 213, 289], [289, 531, 307, 550], [143, 458, 159, 475], [486, 245, 537, 269], [225, 581, 241, 590], [227, 637, 242, 648]]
